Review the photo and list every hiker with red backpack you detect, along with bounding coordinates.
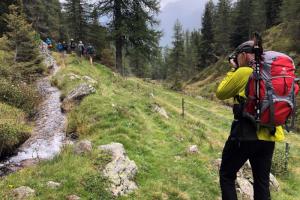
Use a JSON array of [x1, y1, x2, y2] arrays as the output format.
[[216, 33, 299, 200]]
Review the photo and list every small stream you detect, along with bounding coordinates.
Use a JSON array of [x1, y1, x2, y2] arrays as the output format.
[[0, 46, 66, 176]]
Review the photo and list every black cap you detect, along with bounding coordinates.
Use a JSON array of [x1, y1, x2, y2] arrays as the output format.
[[235, 41, 254, 54]]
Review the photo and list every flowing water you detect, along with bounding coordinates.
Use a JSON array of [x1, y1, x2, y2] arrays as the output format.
[[0, 47, 66, 176]]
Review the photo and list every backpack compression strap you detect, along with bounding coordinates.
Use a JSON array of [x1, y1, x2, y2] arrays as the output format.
[[252, 32, 263, 125]]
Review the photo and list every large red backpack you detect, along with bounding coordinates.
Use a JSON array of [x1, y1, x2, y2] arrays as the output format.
[[244, 51, 299, 129]]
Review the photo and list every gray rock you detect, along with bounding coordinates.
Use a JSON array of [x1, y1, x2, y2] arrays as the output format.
[[66, 195, 81, 200], [214, 158, 280, 199], [68, 73, 81, 81], [12, 186, 35, 200], [47, 181, 61, 189], [187, 145, 199, 154], [74, 140, 92, 155], [62, 83, 96, 112], [236, 177, 254, 200], [212, 158, 222, 170], [99, 143, 138, 196], [82, 75, 98, 84], [270, 173, 280, 191], [152, 104, 169, 119]]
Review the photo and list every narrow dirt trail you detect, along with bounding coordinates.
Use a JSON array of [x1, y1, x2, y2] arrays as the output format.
[[0, 44, 66, 176]]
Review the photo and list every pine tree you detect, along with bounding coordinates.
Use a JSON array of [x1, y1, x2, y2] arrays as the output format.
[[200, 0, 216, 67], [86, 8, 109, 59], [22, 0, 62, 40], [230, 0, 253, 48], [265, 0, 283, 28], [169, 19, 185, 87], [281, 0, 300, 52], [150, 47, 165, 80], [214, 0, 232, 55], [64, 0, 90, 41], [96, 0, 160, 75], [190, 30, 202, 70], [1, 5, 44, 82], [0, 0, 17, 36], [251, 0, 266, 33], [183, 30, 198, 78]]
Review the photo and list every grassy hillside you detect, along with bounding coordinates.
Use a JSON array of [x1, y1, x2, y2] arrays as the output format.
[[0, 53, 300, 199]]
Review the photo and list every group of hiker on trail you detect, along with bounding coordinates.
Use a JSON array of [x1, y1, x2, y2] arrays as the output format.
[[217, 33, 299, 200], [45, 37, 95, 66]]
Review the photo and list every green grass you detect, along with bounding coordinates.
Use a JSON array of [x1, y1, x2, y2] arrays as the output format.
[[0, 102, 31, 158], [1, 53, 300, 199]]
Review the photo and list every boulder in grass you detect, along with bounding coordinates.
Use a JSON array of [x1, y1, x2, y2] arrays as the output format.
[[12, 186, 35, 200], [270, 173, 280, 192], [213, 159, 280, 199], [187, 145, 199, 154], [47, 181, 61, 189], [236, 177, 254, 200], [66, 195, 81, 200], [74, 140, 92, 155], [99, 143, 138, 196], [61, 83, 96, 112], [152, 103, 169, 119], [82, 76, 98, 85]]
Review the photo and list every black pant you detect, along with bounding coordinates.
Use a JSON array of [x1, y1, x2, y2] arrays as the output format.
[[219, 139, 275, 200]]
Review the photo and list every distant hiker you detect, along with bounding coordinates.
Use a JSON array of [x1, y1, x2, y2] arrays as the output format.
[[56, 42, 64, 53], [45, 37, 53, 49], [62, 41, 68, 53], [70, 39, 76, 52], [57, 42, 66, 67], [216, 35, 299, 200], [78, 41, 85, 58], [86, 44, 95, 65]]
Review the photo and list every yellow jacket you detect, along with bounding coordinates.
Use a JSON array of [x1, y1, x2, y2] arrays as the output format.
[[216, 67, 285, 142]]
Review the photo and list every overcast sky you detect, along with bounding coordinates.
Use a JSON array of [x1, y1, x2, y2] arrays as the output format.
[[59, 0, 211, 46]]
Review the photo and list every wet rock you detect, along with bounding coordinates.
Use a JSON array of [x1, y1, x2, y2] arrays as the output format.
[[20, 159, 38, 168], [12, 186, 35, 200], [99, 142, 138, 196], [47, 181, 61, 189], [66, 195, 81, 200], [62, 83, 96, 112], [187, 145, 199, 154], [74, 140, 92, 155], [152, 103, 169, 119]]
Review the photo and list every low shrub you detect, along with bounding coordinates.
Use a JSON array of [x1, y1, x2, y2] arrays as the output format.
[[0, 79, 41, 117], [0, 122, 30, 158]]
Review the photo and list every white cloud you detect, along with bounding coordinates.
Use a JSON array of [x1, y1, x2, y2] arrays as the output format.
[[160, 0, 181, 9]]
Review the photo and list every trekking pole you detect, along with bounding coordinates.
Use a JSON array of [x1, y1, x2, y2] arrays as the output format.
[[252, 32, 263, 125]]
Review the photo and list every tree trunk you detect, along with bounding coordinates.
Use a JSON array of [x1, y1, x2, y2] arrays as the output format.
[[115, 36, 123, 75], [114, 0, 123, 75]]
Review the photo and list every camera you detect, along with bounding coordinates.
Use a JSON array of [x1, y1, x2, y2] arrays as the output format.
[[228, 51, 238, 67]]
